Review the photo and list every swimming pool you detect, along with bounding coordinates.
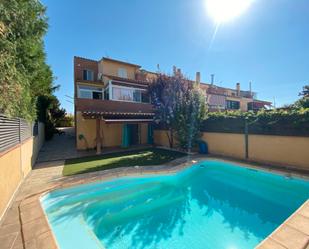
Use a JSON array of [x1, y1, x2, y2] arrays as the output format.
[[41, 160, 309, 249]]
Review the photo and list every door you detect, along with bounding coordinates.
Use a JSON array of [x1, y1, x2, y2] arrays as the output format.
[[129, 124, 139, 145]]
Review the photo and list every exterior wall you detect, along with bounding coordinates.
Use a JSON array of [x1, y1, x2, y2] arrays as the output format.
[[249, 135, 309, 169], [32, 122, 45, 164], [0, 145, 22, 220], [76, 111, 96, 149], [102, 123, 122, 147], [74, 57, 99, 84], [76, 112, 149, 150], [154, 130, 176, 147], [201, 132, 309, 169], [20, 138, 34, 177], [0, 124, 44, 220], [240, 98, 251, 111], [201, 132, 245, 158], [153, 130, 309, 169], [99, 60, 138, 80]]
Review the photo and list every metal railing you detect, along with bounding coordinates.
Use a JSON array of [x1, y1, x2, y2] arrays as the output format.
[[0, 114, 36, 153]]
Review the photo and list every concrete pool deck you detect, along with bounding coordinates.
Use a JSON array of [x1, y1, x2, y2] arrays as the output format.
[[0, 155, 308, 249]]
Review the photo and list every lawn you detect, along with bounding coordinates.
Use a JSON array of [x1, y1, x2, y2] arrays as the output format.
[[63, 148, 186, 176]]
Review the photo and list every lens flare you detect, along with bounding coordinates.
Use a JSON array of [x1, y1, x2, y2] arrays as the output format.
[[205, 0, 253, 23]]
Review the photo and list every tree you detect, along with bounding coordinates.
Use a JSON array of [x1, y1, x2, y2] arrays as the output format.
[[175, 85, 206, 152], [149, 74, 206, 151], [149, 74, 189, 148], [294, 85, 309, 109], [299, 85, 309, 98], [0, 0, 54, 120], [37, 95, 66, 140]]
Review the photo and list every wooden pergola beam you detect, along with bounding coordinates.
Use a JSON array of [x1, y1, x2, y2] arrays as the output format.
[[96, 118, 101, 154]]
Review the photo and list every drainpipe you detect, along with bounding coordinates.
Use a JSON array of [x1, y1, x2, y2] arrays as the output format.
[[196, 72, 201, 85]]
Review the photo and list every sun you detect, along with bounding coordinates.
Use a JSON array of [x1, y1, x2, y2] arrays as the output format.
[[205, 0, 253, 23]]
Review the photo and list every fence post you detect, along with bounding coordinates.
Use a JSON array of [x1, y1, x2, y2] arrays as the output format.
[[18, 118, 21, 143], [244, 117, 249, 159]]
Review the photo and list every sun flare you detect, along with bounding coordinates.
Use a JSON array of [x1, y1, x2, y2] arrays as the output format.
[[205, 0, 253, 23]]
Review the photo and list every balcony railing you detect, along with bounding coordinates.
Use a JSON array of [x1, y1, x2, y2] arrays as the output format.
[[75, 98, 154, 114]]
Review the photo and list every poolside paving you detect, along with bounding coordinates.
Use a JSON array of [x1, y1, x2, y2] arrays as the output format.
[[36, 127, 96, 162], [0, 153, 308, 249], [257, 200, 309, 249]]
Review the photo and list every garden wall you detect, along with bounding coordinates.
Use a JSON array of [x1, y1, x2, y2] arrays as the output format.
[[201, 132, 245, 159], [248, 134, 309, 169], [0, 122, 44, 220], [154, 130, 309, 170]]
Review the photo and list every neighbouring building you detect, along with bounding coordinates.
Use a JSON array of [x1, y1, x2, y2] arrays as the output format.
[[74, 56, 271, 152]]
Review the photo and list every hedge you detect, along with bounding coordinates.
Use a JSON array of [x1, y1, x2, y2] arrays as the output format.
[[201, 109, 309, 137]]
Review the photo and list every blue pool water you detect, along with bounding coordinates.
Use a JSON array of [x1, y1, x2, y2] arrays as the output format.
[[41, 161, 309, 249]]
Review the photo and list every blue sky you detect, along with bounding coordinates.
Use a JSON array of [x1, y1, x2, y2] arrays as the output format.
[[42, 0, 309, 113]]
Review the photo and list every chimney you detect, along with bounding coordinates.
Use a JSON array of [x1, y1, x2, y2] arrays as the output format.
[[196, 72, 201, 84], [173, 65, 177, 75], [211, 74, 215, 85], [157, 64, 160, 72], [236, 83, 240, 96]]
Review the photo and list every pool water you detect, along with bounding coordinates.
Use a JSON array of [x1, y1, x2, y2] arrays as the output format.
[[41, 161, 309, 249]]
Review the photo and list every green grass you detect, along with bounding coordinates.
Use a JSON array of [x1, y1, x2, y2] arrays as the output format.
[[63, 148, 186, 176]]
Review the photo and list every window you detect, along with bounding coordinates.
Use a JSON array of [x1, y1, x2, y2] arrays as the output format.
[[133, 89, 141, 102], [226, 100, 240, 110], [112, 86, 150, 103], [78, 85, 103, 99], [118, 68, 128, 78], [247, 102, 253, 111], [113, 87, 133, 101], [141, 91, 150, 103], [104, 88, 109, 100], [83, 69, 94, 81]]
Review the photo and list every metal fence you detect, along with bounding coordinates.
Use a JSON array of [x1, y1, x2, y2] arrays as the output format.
[[0, 114, 37, 153]]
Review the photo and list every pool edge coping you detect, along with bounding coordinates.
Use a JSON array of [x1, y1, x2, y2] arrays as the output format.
[[19, 155, 309, 249]]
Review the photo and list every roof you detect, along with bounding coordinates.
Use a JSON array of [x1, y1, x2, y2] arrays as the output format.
[[101, 57, 141, 68], [200, 82, 256, 95], [253, 99, 272, 105], [74, 56, 98, 63]]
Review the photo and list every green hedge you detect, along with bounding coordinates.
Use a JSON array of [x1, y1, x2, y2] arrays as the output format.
[[201, 109, 309, 136]]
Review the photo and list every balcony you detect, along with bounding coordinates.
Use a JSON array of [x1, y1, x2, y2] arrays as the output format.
[[75, 98, 154, 114]]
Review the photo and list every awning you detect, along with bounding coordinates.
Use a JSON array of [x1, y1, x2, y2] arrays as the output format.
[[81, 111, 154, 123], [208, 94, 226, 108]]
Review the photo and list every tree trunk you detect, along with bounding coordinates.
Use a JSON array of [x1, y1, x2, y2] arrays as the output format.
[[166, 128, 173, 148]]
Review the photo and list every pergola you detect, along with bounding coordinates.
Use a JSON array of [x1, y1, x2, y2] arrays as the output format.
[[81, 111, 155, 154]]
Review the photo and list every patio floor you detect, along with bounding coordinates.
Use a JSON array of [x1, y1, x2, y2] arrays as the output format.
[[36, 127, 96, 162]]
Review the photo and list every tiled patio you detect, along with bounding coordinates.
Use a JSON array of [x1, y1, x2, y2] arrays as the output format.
[[36, 127, 96, 162], [0, 160, 64, 249]]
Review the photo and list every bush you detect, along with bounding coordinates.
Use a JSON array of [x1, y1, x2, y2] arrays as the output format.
[[56, 114, 74, 127]]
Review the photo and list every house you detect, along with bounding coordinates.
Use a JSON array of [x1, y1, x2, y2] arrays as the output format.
[[74, 56, 156, 153], [74, 56, 271, 153], [199, 81, 272, 112]]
